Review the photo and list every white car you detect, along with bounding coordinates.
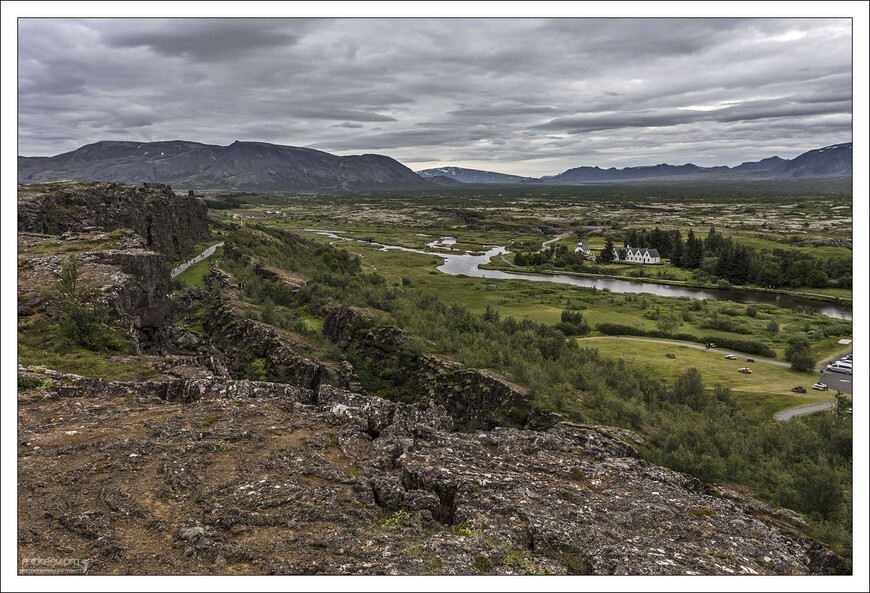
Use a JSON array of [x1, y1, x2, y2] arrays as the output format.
[[724, 354, 737, 360], [826, 362, 852, 375]]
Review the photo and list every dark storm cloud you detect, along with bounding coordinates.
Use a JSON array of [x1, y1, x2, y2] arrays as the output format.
[[16, 16, 853, 174], [535, 97, 852, 134], [99, 19, 305, 62]]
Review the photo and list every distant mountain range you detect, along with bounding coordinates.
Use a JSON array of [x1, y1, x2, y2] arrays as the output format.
[[18, 140, 430, 191], [19, 140, 851, 191], [416, 166, 534, 184], [417, 143, 852, 184]]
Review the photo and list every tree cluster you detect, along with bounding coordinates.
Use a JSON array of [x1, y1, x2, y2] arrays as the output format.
[[626, 225, 851, 289]]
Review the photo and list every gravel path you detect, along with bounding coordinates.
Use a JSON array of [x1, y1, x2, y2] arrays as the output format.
[[170, 242, 224, 278], [774, 402, 837, 421]]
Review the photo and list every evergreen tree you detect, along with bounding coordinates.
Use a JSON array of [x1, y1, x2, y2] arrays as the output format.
[[683, 230, 703, 269], [670, 230, 684, 266], [705, 225, 724, 255], [732, 245, 754, 285], [600, 237, 615, 264]]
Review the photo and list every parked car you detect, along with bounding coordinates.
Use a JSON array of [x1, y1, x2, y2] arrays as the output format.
[[738, 367, 752, 374], [813, 383, 829, 391], [826, 362, 852, 375], [792, 386, 806, 393], [746, 358, 755, 363], [724, 354, 737, 360]]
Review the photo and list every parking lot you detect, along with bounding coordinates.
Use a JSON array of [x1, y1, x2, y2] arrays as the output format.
[[817, 353, 852, 394]]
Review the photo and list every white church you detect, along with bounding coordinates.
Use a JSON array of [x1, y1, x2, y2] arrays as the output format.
[[614, 246, 661, 264]]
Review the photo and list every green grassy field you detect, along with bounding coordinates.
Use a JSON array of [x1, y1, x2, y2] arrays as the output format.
[[717, 233, 852, 260], [577, 337, 842, 416], [308, 236, 851, 361], [18, 318, 164, 382]]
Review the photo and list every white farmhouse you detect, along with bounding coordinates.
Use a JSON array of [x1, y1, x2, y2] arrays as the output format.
[[613, 246, 661, 264]]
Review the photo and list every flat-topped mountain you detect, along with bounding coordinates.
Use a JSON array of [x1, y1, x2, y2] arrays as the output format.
[[18, 140, 432, 191], [544, 163, 730, 183], [416, 166, 534, 184]]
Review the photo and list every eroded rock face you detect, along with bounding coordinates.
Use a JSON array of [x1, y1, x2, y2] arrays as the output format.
[[320, 303, 539, 431], [202, 290, 354, 392], [17, 367, 845, 576], [414, 354, 531, 430], [17, 230, 175, 335], [18, 181, 209, 257]]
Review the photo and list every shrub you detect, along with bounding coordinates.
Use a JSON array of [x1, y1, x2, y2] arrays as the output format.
[[785, 337, 816, 372], [18, 374, 51, 392], [700, 336, 776, 358], [557, 310, 590, 336], [655, 314, 680, 335], [474, 555, 495, 573], [380, 509, 413, 531], [52, 255, 108, 349], [596, 322, 646, 337]]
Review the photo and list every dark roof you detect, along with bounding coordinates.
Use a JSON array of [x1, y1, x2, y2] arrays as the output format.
[[624, 246, 660, 258]]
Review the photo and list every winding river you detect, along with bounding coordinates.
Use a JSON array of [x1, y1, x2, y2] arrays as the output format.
[[298, 229, 852, 320]]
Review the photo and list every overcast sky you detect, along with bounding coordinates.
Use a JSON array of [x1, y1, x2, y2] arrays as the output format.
[[17, 17, 853, 176]]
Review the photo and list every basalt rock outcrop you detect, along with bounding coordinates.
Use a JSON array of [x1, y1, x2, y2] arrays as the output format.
[[200, 280, 354, 392], [18, 181, 209, 257], [319, 302, 541, 431], [17, 366, 845, 575], [17, 230, 176, 338]]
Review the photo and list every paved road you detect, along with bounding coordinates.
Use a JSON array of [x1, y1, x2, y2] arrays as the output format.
[[170, 242, 225, 278], [774, 402, 837, 421], [540, 232, 573, 251], [499, 254, 520, 268], [578, 336, 791, 367]]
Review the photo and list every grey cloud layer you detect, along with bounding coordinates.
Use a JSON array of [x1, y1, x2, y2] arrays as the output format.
[[17, 17, 852, 175]]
